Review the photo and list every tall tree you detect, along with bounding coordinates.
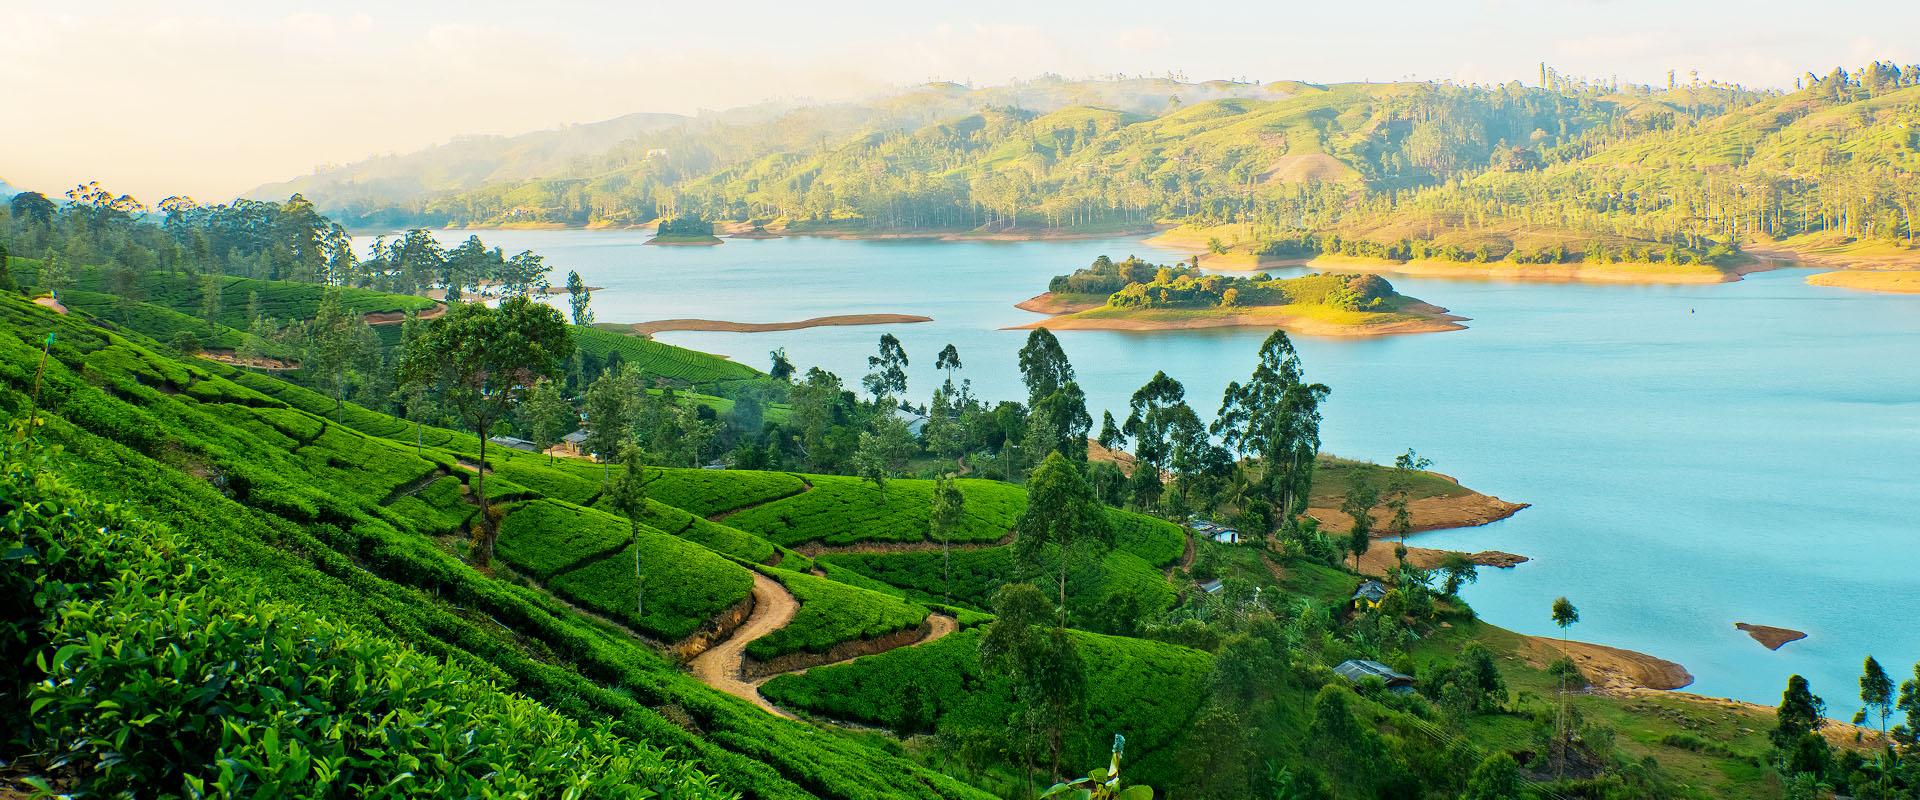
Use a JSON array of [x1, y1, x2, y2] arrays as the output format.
[[565, 269, 593, 325], [196, 271, 222, 332], [1341, 474, 1379, 570], [1096, 410, 1125, 452], [1550, 596, 1580, 777], [0, 240, 12, 293], [1772, 674, 1830, 777], [935, 343, 963, 390], [1017, 328, 1074, 407], [852, 415, 916, 500], [979, 583, 1085, 785], [862, 333, 909, 406], [303, 290, 360, 420], [930, 473, 965, 603], [605, 442, 650, 618], [1213, 331, 1328, 538], [399, 297, 573, 566], [583, 365, 636, 481], [1017, 452, 1113, 626], [1860, 656, 1894, 735], [521, 377, 572, 464]]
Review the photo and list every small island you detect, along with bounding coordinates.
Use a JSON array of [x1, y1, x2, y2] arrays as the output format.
[[646, 216, 724, 246], [1012, 254, 1465, 336], [1736, 622, 1808, 651]]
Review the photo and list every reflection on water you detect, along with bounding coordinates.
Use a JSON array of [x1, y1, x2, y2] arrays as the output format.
[[359, 228, 1920, 707]]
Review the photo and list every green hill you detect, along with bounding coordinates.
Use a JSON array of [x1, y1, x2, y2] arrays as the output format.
[[261, 67, 1919, 268], [0, 293, 1881, 798]]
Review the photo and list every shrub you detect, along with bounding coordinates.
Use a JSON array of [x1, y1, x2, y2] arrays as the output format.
[[0, 438, 732, 799], [722, 475, 1023, 547]]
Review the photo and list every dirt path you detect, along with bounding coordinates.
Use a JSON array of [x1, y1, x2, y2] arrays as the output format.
[[198, 350, 300, 371], [687, 571, 960, 719], [364, 303, 446, 326], [690, 573, 801, 718]]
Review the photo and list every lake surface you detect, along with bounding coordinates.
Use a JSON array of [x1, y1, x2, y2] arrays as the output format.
[[363, 228, 1920, 710]]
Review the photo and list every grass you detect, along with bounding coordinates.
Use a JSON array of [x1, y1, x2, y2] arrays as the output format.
[[818, 538, 1177, 621], [721, 475, 1025, 547], [1307, 454, 1473, 506], [745, 568, 931, 662], [495, 499, 756, 640], [646, 467, 809, 517], [760, 628, 1213, 790], [1411, 620, 1779, 799], [573, 325, 762, 387]]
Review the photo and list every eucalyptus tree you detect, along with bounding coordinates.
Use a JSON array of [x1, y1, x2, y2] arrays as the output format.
[[565, 270, 594, 325], [1213, 330, 1329, 539], [520, 377, 573, 464], [583, 365, 638, 481], [1017, 328, 1074, 406], [863, 333, 909, 407], [1017, 452, 1113, 626], [930, 473, 966, 602], [934, 343, 963, 391], [605, 442, 650, 618]]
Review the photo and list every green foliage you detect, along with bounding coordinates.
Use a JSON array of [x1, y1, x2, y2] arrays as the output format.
[[745, 569, 931, 662], [0, 435, 731, 799], [498, 499, 754, 639], [722, 474, 1024, 547], [818, 540, 1175, 625], [646, 466, 808, 516], [0, 295, 997, 800], [496, 499, 636, 579], [574, 325, 761, 387], [762, 628, 1211, 789]]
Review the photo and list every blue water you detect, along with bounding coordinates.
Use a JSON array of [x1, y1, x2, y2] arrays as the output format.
[[363, 229, 1920, 710]]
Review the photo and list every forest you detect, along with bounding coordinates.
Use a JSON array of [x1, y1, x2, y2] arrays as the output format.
[[3, 189, 1919, 799], [253, 64, 1920, 268]]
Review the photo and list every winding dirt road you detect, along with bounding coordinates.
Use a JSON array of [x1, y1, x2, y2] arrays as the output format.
[[690, 573, 801, 718], [688, 571, 958, 718]]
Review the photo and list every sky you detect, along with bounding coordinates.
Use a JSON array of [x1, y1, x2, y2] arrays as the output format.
[[4, 0, 1916, 201]]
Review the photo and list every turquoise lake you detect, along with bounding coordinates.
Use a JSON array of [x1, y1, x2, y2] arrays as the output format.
[[366, 228, 1920, 711]]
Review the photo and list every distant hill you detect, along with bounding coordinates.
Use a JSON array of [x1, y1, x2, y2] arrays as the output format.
[[245, 111, 688, 217], [252, 66, 1920, 258], [0, 176, 23, 199]]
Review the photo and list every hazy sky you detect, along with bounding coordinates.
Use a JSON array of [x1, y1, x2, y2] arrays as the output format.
[[5, 0, 1915, 201]]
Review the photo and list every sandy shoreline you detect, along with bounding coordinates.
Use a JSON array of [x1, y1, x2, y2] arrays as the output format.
[[629, 313, 932, 335], [1518, 634, 1695, 692], [1805, 270, 1920, 294], [1306, 492, 1530, 536], [1262, 254, 1736, 285]]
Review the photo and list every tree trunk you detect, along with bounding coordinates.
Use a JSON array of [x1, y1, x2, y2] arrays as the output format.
[[1058, 552, 1069, 629], [475, 433, 492, 566]]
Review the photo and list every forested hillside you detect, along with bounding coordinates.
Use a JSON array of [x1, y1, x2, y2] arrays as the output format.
[[5, 186, 1917, 799], [255, 64, 1920, 269]]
